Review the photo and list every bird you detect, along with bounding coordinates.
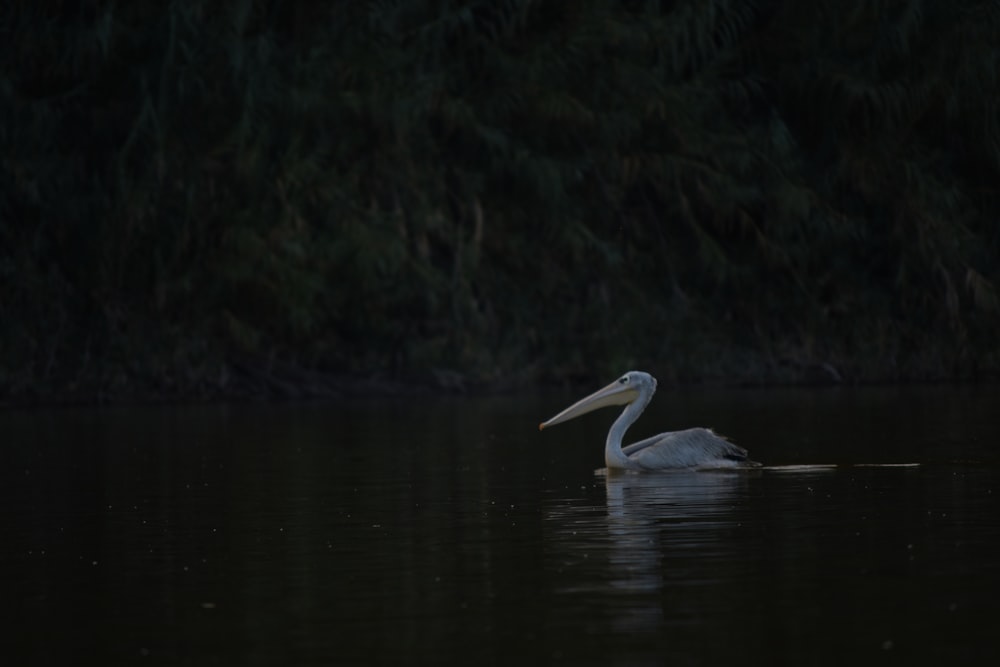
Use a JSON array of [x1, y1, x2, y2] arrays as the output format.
[[538, 370, 760, 471]]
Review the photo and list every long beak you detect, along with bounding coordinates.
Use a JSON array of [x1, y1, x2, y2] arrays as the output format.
[[539, 379, 638, 430]]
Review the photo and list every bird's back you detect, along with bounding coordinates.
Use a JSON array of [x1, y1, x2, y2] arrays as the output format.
[[624, 427, 760, 470]]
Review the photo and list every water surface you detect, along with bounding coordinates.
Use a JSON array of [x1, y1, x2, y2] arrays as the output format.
[[4, 384, 1000, 664]]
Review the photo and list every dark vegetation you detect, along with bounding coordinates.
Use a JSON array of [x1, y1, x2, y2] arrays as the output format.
[[2, 1, 999, 403]]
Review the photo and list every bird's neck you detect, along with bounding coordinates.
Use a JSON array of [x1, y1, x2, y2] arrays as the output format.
[[604, 389, 653, 469]]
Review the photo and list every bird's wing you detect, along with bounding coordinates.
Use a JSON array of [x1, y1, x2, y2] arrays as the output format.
[[621, 432, 675, 456], [625, 427, 758, 469]]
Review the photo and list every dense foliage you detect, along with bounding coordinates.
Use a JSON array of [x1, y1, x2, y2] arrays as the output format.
[[2, 0, 999, 401]]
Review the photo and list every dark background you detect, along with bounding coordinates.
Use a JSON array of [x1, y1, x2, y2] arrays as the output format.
[[2, 0, 998, 403]]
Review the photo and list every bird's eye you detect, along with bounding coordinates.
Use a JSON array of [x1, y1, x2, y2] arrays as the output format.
[[619, 376, 628, 384]]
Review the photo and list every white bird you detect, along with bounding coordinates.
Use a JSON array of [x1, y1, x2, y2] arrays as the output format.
[[539, 370, 760, 471]]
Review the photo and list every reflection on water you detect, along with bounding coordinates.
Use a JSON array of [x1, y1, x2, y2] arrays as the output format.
[[603, 470, 749, 591], [546, 470, 753, 635], [3, 385, 1000, 665]]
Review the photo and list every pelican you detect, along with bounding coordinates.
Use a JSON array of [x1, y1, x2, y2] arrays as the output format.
[[539, 371, 760, 470]]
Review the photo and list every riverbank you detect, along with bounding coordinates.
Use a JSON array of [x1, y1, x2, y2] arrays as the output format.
[[3, 3, 998, 407], [4, 344, 996, 409]]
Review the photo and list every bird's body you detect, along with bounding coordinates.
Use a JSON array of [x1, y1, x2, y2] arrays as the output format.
[[539, 371, 759, 471]]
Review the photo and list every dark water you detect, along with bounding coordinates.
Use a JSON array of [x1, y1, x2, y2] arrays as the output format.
[[4, 384, 1000, 665]]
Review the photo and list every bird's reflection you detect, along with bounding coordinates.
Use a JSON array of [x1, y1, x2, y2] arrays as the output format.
[[544, 469, 753, 633], [603, 469, 749, 584]]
